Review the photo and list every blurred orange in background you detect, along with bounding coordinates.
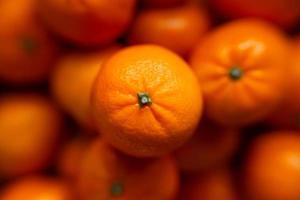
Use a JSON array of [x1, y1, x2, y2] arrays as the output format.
[[0, 0, 58, 84], [0, 94, 62, 179]]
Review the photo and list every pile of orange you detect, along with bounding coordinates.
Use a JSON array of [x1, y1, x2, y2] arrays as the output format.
[[0, 0, 299, 199]]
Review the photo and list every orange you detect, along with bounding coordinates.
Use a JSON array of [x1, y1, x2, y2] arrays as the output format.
[[266, 38, 300, 130], [0, 0, 57, 84], [178, 169, 238, 200], [57, 136, 90, 181], [78, 139, 179, 200], [175, 121, 239, 172], [211, 0, 300, 29], [128, 4, 210, 57], [51, 45, 120, 129], [0, 176, 74, 200], [141, 0, 186, 8], [190, 19, 290, 127], [39, 0, 136, 46], [92, 45, 203, 157], [243, 131, 300, 200], [0, 94, 62, 178]]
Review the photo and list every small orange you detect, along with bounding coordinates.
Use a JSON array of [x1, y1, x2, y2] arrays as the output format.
[[266, 38, 300, 130], [0, 0, 57, 84], [141, 0, 186, 8], [129, 4, 210, 56], [243, 131, 300, 200], [0, 94, 62, 178], [39, 0, 136, 46], [175, 121, 239, 172], [92, 45, 203, 157], [57, 136, 90, 181], [190, 19, 290, 127], [51, 45, 120, 129], [0, 176, 74, 200], [78, 139, 179, 200], [178, 169, 238, 200]]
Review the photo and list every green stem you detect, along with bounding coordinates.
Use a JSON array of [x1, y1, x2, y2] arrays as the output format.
[[229, 66, 243, 81], [137, 92, 152, 108]]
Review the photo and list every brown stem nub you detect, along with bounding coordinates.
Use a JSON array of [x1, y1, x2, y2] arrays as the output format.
[[229, 66, 243, 81], [137, 92, 152, 108], [111, 181, 124, 197], [20, 37, 38, 55]]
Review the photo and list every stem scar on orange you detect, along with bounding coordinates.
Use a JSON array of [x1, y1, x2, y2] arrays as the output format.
[[190, 19, 291, 127], [78, 139, 179, 200], [92, 45, 203, 157]]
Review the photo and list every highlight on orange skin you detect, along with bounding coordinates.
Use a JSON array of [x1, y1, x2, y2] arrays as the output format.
[[178, 169, 239, 200], [210, 0, 300, 29], [243, 132, 300, 200], [190, 19, 291, 127], [0, 94, 62, 178], [92, 45, 203, 157], [57, 136, 90, 181], [38, 0, 137, 46], [78, 139, 179, 200], [266, 39, 300, 130], [0, 0, 58, 84], [0, 176, 74, 200], [175, 121, 240, 172], [129, 4, 210, 56], [51, 45, 121, 130]]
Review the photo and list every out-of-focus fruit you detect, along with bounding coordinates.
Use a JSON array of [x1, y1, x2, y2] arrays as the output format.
[[0, 176, 74, 200], [243, 131, 300, 200], [190, 19, 291, 127], [39, 0, 136, 46], [78, 139, 179, 200], [141, 0, 186, 8], [0, 94, 62, 178], [129, 4, 210, 56], [51, 45, 120, 129], [92, 45, 202, 157], [0, 0, 57, 84], [175, 122, 239, 172]]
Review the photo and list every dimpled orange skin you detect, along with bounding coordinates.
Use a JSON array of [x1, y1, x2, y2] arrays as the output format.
[[1, 176, 74, 200], [211, 0, 300, 29], [57, 136, 90, 181], [0, 0, 57, 84], [190, 19, 290, 127], [51, 46, 120, 130], [266, 39, 300, 130], [243, 132, 300, 200], [0, 94, 62, 178], [78, 139, 179, 200], [129, 5, 209, 56], [39, 0, 136, 46], [92, 45, 203, 157], [178, 170, 238, 200], [175, 122, 239, 172]]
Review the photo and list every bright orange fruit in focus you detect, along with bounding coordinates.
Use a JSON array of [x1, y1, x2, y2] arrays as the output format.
[[0, 0, 57, 84], [0, 176, 74, 200], [0, 94, 62, 178], [129, 4, 210, 56], [38, 0, 136, 46], [92, 45, 203, 157], [78, 139, 179, 200], [190, 19, 291, 127], [243, 132, 300, 200], [51, 45, 121, 130]]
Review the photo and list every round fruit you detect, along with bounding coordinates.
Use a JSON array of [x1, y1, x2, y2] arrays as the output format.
[[190, 19, 290, 127], [0, 0, 57, 84], [129, 4, 210, 56], [51, 45, 120, 129], [0, 176, 73, 200], [78, 139, 179, 200], [39, 0, 136, 46], [243, 131, 300, 200], [92, 45, 202, 157], [0, 94, 62, 178]]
